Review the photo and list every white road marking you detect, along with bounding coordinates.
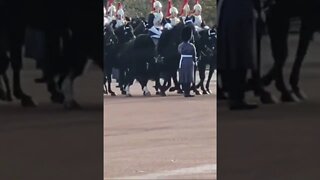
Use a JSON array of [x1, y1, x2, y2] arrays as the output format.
[[106, 164, 216, 180]]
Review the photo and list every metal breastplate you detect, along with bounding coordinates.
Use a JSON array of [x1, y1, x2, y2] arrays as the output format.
[[194, 15, 202, 27], [170, 17, 180, 26], [153, 12, 163, 28], [115, 19, 125, 29]]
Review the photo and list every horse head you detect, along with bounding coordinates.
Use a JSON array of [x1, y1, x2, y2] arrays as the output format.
[[114, 24, 135, 44], [104, 24, 118, 46], [197, 28, 216, 57], [130, 17, 147, 35]]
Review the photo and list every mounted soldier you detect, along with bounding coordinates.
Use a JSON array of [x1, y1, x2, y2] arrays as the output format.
[[110, 2, 128, 30], [190, 0, 209, 31], [180, 0, 193, 25], [165, 0, 180, 27], [105, 0, 116, 26], [147, 0, 172, 46]]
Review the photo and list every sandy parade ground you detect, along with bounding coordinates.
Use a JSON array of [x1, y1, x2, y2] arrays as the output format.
[[104, 71, 217, 179]]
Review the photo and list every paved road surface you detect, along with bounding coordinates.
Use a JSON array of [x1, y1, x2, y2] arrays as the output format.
[[0, 60, 103, 180], [104, 72, 217, 179], [218, 33, 320, 180]]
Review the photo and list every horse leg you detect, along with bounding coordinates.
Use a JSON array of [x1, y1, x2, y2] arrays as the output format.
[[154, 74, 161, 95], [138, 77, 151, 96], [3, 73, 12, 101], [46, 73, 65, 104], [192, 67, 201, 95], [119, 69, 126, 95], [124, 69, 134, 97], [61, 72, 81, 109], [198, 60, 208, 94], [10, 46, 37, 107], [43, 32, 65, 104], [172, 71, 183, 94], [104, 76, 108, 95], [159, 74, 170, 96], [205, 64, 215, 94], [250, 19, 277, 104], [289, 20, 314, 100], [106, 71, 116, 96], [267, 14, 298, 102]]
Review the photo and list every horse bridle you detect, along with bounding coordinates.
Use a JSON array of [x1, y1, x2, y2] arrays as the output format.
[[200, 29, 215, 57], [104, 26, 117, 47]]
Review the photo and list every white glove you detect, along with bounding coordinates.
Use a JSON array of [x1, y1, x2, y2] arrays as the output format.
[[164, 23, 172, 30]]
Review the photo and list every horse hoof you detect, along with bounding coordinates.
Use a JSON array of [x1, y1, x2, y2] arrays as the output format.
[[169, 87, 176, 92], [0, 89, 5, 100], [217, 93, 227, 100], [156, 91, 160, 95], [51, 93, 65, 104], [195, 90, 201, 95], [5, 94, 12, 102], [143, 91, 151, 96], [21, 97, 37, 107], [260, 92, 278, 104], [110, 92, 116, 96], [34, 77, 46, 83], [121, 91, 126, 95], [292, 88, 308, 100], [202, 90, 208, 95], [160, 92, 166, 96], [177, 89, 183, 94], [206, 89, 212, 94], [64, 100, 82, 110], [281, 92, 300, 102], [262, 75, 273, 86]]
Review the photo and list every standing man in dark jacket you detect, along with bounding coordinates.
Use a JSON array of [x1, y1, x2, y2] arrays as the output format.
[[217, 0, 259, 110]]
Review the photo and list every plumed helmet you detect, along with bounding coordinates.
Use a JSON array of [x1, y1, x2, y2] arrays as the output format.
[[181, 26, 192, 42], [154, 1, 163, 9], [107, 5, 116, 16], [193, 0, 202, 12], [116, 2, 124, 18], [170, 7, 178, 16], [117, 9, 125, 18], [166, 0, 172, 16], [180, 0, 190, 16]]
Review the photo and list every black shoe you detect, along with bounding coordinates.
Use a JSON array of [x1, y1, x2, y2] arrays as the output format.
[[184, 94, 195, 97], [34, 77, 46, 83], [229, 101, 258, 110]]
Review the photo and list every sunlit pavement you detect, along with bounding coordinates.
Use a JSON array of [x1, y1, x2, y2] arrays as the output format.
[[104, 72, 216, 179]]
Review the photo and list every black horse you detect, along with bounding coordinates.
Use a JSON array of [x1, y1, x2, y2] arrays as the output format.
[[155, 22, 186, 96], [109, 24, 157, 97], [0, 53, 11, 101], [104, 24, 118, 96], [130, 17, 148, 36], [261, 0, 320, 102], [109, 24, 136, 95], [195, 28, 217, 95], [0, 0, 102, 109]]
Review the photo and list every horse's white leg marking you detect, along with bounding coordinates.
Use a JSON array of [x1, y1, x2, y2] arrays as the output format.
[[125, 84, 131, 96], [62, 74, 73, 103], [160, 78, 165, 86], [143, 86, 150, 95]]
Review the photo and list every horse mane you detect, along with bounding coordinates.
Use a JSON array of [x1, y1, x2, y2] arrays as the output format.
[[157, 22, 185, 56], [158, 22, 184, 46]]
